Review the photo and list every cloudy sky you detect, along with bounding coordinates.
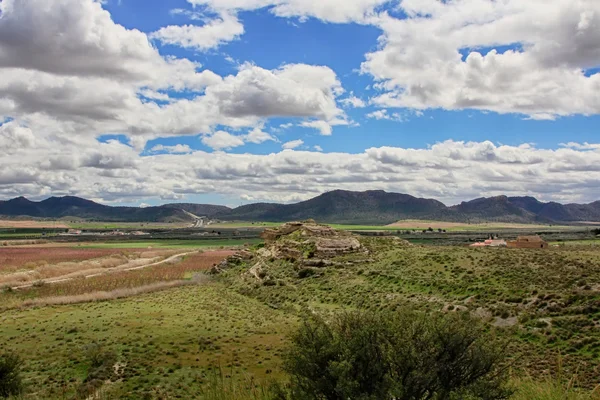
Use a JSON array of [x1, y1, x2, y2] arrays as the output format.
[[1, 0, 599, 207]]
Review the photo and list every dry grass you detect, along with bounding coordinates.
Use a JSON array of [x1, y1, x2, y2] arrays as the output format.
[[20, 278, 211, 307], [0, 219, 69, 228], [512, 377, 600, 400], [0, 250, 235, 309]]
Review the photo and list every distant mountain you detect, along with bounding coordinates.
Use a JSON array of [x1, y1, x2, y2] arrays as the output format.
[[2, 191, 600, 225], [223, 190, 447, 224], [445, 196, 541, 223], [0, 196, 189, 223]]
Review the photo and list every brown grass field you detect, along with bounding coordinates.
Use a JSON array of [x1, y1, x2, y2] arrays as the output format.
[[0, 219, 69, 228], [0, 249, 235, 310]]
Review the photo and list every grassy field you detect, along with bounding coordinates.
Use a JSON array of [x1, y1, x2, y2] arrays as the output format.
[[0, 284, 294, 399], [384, 220, 574, 231], [552, 239, 600, 246], [0, 218, 581, 233], [2, 233, 600, 398], [66, 221, 191, 230], [217, 238, 600, 388], [212, 220, 576, 232]]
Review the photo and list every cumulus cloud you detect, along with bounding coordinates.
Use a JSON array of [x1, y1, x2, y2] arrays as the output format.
[[300, 120, 333, 135], [0, 121, 35, 152], [366, 109, 403, 121], [208, 63, 344, 120], [362, 0, 600, 119], [560, 142, 600, 151], [150, 144, 193, 154], [201, 131, 245, 150], [2, 136, 600, 204], [150, 12, 244, 51], [282, 139, 304, 149], [245, 127, 277, 144], [186, 0, 390, 23], [0, 0, 348, 144], [340, 95, 366, 108]]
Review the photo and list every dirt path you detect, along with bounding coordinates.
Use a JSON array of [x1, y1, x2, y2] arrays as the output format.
[[10, 251, 199, 290]]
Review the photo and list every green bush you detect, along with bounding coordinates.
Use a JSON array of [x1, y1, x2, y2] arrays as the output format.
[[282, 310, 512, 400], [0, 351, 23, 398]]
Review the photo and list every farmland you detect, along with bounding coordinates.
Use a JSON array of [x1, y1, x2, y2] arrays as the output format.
[[1, 226, 600, 398], [78, 238, 263, 249]]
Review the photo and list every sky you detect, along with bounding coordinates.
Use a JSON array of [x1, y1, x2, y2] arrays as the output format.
[[0, 0, 599, 207]]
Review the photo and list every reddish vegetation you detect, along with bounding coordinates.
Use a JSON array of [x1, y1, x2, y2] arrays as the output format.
[[0, 247, 136, 271], [19, 250, 235, 298]]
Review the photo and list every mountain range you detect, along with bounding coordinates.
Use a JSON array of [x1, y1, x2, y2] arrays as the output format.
[[1, 191, 600, 225]]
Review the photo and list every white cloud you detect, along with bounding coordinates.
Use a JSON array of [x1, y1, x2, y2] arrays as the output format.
[[282, 139, 304, 149], [0, 121, 35, 153], [245, 127, 276, 144], [300, 120, 333, 135], [362, 0, 600, 119], [201, 131, 245, 150], [560, 142, 600, 151], [0, 0, 348, 145], [187, 0, 390, 23], [150, 144, 193, 154], [150, 12, 244, 51], [340, 95, 366, 108], [314, 145, 323, 152], [208, 63, 344, 120], [366, 109, 403, 121], [2, 135, 600, 205]]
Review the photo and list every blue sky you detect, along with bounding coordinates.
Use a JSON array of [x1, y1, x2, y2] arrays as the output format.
[[103, 0, 600, 155], [1, 0, 599, 206]]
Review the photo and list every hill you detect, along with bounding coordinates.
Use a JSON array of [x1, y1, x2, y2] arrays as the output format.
[[2, 191, 600, 225], [0, 196, 190, 223], [223, 190, 447, 224]]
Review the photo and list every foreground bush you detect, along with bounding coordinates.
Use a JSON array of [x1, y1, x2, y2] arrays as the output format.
[[0, 351, 23, 398], [282, 310, 512, 400]]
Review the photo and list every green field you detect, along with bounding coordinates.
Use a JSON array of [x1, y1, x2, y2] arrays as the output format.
[[551, 239, 600, 246], [212, 220, 574, 232], [66, 221, 190, 230], [76, 238, 263, 249], [0, 285, 294, 399], [2, 233, 600, 398]]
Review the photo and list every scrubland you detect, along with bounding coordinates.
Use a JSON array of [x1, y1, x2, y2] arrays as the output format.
[[1, 235, 600, 399]]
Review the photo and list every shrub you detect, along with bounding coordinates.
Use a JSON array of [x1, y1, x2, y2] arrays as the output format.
[[77, 344, 118, 398], [298, 268, 316, 279], [282, 310, 512, 400], [0, 351, 24, 398]]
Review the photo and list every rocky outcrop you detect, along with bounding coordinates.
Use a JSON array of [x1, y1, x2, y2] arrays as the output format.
[[213, 222, 407, 275], [261, 221, 366, 261]]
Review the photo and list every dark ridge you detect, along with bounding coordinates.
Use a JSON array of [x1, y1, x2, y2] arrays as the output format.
[[1, 191, 599, 225]]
